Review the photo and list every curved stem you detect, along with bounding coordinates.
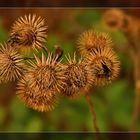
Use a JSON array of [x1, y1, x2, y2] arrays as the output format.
[[123, 26, 140, 132], [131, 51, 140, 131], [85, 93, 101, 140]]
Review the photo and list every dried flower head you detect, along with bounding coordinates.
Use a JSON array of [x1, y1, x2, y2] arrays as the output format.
[[17, 53, 65, 112], [86, 46, 120, 86], [102, 9, 126, 30], [103, 9, 140, 47], [0, 43, 25, 82], [119, 15, 140, 40], [61, 53, 94, 98], [77, 29, 112, 55], [28, 53, 65, 92], [17, 77, 58, 112], [9, 14, 48, 51]]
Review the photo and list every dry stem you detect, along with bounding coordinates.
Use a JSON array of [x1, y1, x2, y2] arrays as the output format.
[[131, 50, 140, 131], [85, 93, 101, 140]]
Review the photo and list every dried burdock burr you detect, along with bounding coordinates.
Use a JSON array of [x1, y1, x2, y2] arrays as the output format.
[[61, 53, 94, 98], [9, 14, 48, 52], [104, 10, 140, 50], [86, 46, 120, 86], [29, 53, 66, 92], [17, 53, 66, 112], [17, 77, 58, 112], [77, 29, 112, 56], [0, 43, 25, 82], [102, 9, 126, 30], [102, 8, 140, 37]]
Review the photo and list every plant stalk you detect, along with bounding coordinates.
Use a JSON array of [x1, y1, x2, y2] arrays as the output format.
[[85, 93, 101, 140]]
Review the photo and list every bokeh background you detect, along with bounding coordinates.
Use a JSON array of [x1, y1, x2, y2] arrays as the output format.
[[0, 8, 139, 134]]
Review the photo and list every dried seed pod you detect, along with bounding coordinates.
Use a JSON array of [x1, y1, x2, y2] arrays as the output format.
[[86, 46, 120, 86], [17, 53, 65, 112], [77, 29, 112, 55], [28, 53, 66, 92], [9, 14, 48, 51], [0, 43, 25, 82], [102, 9, 140, 35], [103, 9, 140, 51], [61, 53, 94, 98], [102, 9, 126, 30], [17, 77, 58, 112]]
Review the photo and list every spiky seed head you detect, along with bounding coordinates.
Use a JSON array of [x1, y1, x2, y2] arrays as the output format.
[[86, 46, 120, 86], [102, 9, 139, 34], [77, 29, 112, 55], [16, 53, 65, 112], [103, 10, 140, 42], [102, 9, 125, 30], [61, 53, 94, 98], [27, 53, 66, 92], [0, 43, 25, 82], [17, 77, 58, 112], [9, 14, 48, 51]]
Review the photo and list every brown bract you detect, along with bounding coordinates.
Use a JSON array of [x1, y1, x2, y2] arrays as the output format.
[[17, 53, 65, 112], [9, 14, 48, 51], [0, 43, 25, 82]]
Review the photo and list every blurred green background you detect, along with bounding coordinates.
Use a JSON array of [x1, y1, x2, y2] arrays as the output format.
[[0, 9, 138, 133]]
